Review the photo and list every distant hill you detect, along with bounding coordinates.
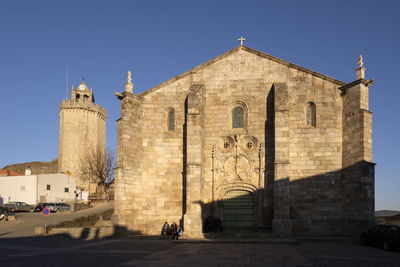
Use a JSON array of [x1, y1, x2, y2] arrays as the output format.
[[2, 159, 58, 175], [375, 210, 400, 217]]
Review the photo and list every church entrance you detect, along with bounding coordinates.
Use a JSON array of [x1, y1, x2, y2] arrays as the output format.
[[222, 190, 254, 230]]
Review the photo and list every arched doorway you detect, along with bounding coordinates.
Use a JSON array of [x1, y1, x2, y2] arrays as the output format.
[[222, 190, 254, 230]]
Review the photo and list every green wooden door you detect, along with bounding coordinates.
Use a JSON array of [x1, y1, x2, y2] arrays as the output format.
[[222, 190, 254, 230]]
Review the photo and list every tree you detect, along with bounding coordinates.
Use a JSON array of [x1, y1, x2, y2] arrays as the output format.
[[79, 147, 115, 197]]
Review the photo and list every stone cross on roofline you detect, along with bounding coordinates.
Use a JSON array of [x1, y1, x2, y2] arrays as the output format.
[[238, 36, 246, 46]]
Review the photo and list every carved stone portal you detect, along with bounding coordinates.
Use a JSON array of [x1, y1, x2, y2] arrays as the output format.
[[212, 135, 263, 195]]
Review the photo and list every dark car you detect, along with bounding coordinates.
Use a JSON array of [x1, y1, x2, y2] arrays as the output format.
[[4, 201, 34, 212], [360, 224, 400, 250], [34, 203, 49, 212], [45, 203, 71, 212]]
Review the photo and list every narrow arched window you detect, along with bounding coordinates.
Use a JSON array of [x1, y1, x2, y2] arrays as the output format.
[[168, 109, 175, 131], [232, 106, 244, 128], [306, 102, 316, 127]]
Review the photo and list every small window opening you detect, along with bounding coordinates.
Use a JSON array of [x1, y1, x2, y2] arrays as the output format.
[[64, 187, 69, 193], [168, 109, 175, 131], [306, 102, 316, 127], [46, 184, 51, 191], [224, 142, 231, 148], [232, 107, 244, 128]]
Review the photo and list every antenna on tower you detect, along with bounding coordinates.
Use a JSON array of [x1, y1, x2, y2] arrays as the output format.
[[66, 64, 69, 99]]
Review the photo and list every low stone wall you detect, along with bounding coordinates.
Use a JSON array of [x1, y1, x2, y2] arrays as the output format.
[[46, 226, 114, 240], [0, 214, 16, 222]]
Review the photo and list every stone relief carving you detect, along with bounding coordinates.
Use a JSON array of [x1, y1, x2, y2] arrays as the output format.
[[212, 135, 264, 193], [224, 155, 251, 181], [239, 135, 258, 152], [217, 135, 235, 152]]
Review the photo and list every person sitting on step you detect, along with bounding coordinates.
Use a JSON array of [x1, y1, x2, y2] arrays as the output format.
[[161, 221, 170, 239]]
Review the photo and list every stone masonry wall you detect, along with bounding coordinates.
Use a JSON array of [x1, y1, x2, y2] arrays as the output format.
[[115, 46, 372, 236], [273, 83, 292, 236], [337, 79, 374, 236], [289, 77, 374, 236], [135, 77, 191, 234], [342, 81, 372, 166], [196, 48, 344, 235], [58, 99, 107, 190], [113, 93, 143, 232]]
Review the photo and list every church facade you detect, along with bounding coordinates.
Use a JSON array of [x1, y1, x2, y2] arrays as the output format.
[[113, 45, 375, 237]]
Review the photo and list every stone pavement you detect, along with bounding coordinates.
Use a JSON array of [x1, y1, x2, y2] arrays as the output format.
[[0, 236, 399, 267], [122, 242, 310, 266]]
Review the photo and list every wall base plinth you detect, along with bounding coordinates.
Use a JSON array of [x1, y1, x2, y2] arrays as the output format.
[[272, 219, 292, 237]]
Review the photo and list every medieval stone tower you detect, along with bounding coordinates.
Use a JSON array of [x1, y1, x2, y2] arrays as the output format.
[[58, 81, 107, 192]]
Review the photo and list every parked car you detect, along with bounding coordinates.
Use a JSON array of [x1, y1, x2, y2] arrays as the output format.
[[45, 203, 71, 213], [3, 201, 34, 212], [34, 203, 49, 212], [360, 224, 400, 250]]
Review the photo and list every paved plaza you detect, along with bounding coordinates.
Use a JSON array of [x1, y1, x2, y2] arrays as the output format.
[[1, 205, 399, 266], [0, 236, 399, 267]]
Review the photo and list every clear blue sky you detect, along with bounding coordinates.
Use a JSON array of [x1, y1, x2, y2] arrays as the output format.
[[0, 0, 399, 210]]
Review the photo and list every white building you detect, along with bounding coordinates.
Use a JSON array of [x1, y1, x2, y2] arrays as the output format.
[[0, 173, 76, 205]]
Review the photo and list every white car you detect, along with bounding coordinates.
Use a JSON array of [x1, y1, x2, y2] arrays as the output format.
[[44, 203, 71, 212]]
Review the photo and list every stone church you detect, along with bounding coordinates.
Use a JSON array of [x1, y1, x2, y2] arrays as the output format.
[[113, 42, 375, 237]]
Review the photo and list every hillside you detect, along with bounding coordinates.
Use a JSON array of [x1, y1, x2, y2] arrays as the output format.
[[375, 210, 400, 217], [2, 159, 58, 175]]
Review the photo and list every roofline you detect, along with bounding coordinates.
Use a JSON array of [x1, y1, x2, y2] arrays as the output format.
[[242, 46, 346, 86], [138, 45, 346, 97]]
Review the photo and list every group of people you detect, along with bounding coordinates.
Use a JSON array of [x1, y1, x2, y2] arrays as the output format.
[[161, 221, 182, 240]]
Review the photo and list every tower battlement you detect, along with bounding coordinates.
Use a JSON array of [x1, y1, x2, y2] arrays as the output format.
[[59, 99, 107, 120]]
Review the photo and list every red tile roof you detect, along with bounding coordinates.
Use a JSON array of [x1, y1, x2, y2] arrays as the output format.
[[0, 169, 24, 176]]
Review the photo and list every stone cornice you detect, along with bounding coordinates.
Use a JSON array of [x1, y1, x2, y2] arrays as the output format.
[[339, 78, 375, 91], [359, 160, 376, 166], [361, 108, 373, 115], [115, 91, 144, 101], [139, 45, 346, 97], [274, 161, 290, 165]]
